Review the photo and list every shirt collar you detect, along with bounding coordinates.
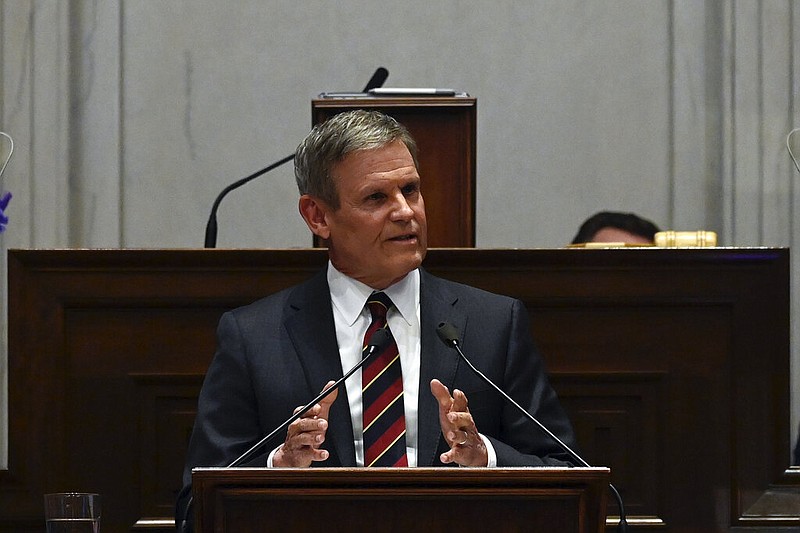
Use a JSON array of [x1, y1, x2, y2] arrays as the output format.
[[327, 261, 419, 326]]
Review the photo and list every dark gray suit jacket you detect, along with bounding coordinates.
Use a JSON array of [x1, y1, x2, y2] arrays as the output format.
[[176, 267, 577, 528]]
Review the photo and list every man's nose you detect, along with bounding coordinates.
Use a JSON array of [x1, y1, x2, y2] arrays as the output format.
[[390, 193, 414, 220]]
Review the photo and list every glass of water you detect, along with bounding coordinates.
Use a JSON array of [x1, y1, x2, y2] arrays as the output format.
[[44, 493, 101, 533]]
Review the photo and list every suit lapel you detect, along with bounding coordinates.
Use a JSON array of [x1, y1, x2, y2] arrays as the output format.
[[283, 269, 356, 467], [417, 271, 468, 466]]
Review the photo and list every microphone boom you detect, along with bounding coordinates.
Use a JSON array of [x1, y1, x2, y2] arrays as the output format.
[[227, 328, 391, 468], [203, 67, 389, 248], [436, 321, 628, 532], [178, 328, 391, 533]]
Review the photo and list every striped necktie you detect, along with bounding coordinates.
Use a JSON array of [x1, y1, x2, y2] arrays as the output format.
[[361, 292, 408, 467]]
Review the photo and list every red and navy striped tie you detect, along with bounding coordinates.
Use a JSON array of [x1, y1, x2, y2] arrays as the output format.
[[362, 292, 408, 467]]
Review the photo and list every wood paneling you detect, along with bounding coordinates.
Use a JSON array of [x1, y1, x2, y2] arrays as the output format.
[[3, 248, 792, 532], [193, 467, 610, 533]]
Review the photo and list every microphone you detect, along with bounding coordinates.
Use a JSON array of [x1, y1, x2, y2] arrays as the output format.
[[362, 67, 389, 92], [0, 132, 14, 233], [203, 153, 294, 248], [786, 128, 800, 175], [203, 67, 389, 248], [435, 322, 629, 533], [0, 131, 13, 185], [177, 328, 391, 533]]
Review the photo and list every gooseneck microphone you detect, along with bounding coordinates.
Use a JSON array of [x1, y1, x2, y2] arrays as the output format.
[[0, 131, 14, 185], [0, 132, 13, 233], [435, 322, 629, 533], [177, 328, 391, 533], [203, 67, 389, 248], [203, 153, 294, 248], [786, 128, 800, 176]]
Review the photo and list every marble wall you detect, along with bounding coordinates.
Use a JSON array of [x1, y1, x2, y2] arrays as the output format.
[[1, 1, 798, 467]]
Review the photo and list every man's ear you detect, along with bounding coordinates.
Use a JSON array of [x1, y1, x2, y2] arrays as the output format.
[[298, 195, 331, 240]]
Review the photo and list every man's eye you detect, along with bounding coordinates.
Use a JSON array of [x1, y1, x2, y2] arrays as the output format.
[[402, 184, 418, 195], [367, 193, 385, 201]]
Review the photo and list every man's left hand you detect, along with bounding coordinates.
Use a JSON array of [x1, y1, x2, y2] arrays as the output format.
[[430, 378, 488, 466]]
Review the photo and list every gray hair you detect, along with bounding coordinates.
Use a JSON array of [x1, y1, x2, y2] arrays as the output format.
[[294, 109, 418, 209]]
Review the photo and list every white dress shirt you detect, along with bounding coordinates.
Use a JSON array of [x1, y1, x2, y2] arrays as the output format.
[[327, 262, 422, 466]]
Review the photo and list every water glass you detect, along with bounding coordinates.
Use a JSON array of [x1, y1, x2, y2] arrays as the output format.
[[44, 493, 101, 533]]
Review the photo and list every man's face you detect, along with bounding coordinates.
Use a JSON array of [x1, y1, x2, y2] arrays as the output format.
[[300, 140, 428, 289]]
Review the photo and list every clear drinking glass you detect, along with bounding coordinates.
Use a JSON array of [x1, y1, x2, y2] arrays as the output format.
[[44, 493, 101, 533]]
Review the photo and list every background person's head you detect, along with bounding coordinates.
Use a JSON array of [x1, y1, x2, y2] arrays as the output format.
[[571, 211, 660, 245]]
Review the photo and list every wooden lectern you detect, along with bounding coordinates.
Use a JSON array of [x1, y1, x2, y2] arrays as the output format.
[[192, 467, 610, 533]]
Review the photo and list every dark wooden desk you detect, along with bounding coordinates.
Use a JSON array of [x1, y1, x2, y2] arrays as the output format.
[[2, 247, 793, 532]]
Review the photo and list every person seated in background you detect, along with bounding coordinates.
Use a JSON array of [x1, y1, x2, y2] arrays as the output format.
[[571, 210, 660, 245]]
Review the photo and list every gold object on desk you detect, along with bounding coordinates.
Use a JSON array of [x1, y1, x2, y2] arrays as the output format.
[[654, 230, 717, 247]]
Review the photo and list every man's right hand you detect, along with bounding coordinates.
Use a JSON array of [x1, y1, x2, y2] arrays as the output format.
[[272, 381, 338, 467]]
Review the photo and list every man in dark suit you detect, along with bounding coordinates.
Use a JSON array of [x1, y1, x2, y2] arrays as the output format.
[[176, 110, 576, 529]]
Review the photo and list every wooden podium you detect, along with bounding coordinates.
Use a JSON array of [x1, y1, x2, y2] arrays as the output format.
[[191, 467, 611, 533]]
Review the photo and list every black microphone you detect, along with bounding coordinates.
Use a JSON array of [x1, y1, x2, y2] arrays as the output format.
[[202, 67, 390, 248], [203, 153, 294, 248], [435, 322, 629, 533], [362, 67, 389, 92], [177, 328, 391, 533]]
